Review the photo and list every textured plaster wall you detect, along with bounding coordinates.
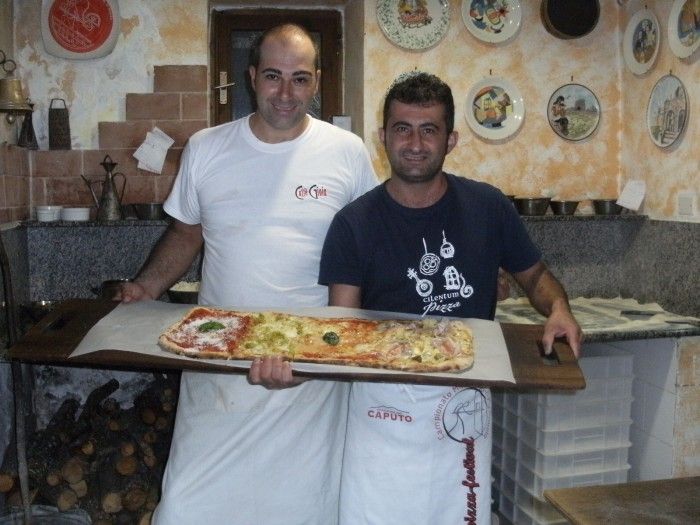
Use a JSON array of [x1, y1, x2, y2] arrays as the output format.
[[363, 0, 697, 223], [363, 0, 621, 203], [13, 0, 208, 150], [8, 0, 699, 221], [620, 0, 699, 222]]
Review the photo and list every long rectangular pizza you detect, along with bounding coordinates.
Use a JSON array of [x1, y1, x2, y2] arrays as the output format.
[[158, 306, 474, 373]]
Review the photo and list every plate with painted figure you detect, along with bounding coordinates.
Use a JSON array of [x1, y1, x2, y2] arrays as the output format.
[[547, 84, 600, 141], [461, 0, 522, 44], [376, 0, 451, 50], [464, 77, 525, 141], [646, 74, 688, 148], [667, 0, 700, 59], [622, 8, 660, 75]]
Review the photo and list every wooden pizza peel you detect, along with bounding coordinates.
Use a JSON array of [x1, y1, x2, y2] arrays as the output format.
[[8, 299, 585, 390]]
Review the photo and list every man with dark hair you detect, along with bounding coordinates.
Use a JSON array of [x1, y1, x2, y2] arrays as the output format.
[[319, 72, 582, 524], [119, 23, 377, 524]]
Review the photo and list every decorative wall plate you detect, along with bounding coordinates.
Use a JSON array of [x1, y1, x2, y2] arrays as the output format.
[[646, 74, 688, 148], [668, 0, 700, 59], [623, 8, 660, 75], [461, 0, 522, 44], [376, 0, 451, 50], [547, 83, 600, 141], [41, 0, 120, 59], [464, 77, 524, 140]]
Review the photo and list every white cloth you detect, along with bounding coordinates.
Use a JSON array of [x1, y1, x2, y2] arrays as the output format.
[[154, 115, 377, 525], [340, 384, 492, 525]]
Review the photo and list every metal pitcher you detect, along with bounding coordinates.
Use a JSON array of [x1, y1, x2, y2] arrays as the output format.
[[81, 155, 126, 222]]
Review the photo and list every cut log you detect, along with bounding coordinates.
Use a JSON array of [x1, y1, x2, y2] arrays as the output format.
[[120, 441, 136, 457], [115, 455, 138, 477], [0, 472, 14, 493], [81, 438, 96, 456], [123, 486, 147, 512], [60, 456, 86, 484], [56, 487, 79, 511], [101, 491, 123, 514], [45, 470, 62, 486], [138, 510, 153, 525], [69, 479, 88, 498], [140, 408, 157, 426]]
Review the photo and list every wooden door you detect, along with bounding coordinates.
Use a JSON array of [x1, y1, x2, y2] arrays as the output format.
[[210, 9, 342, 126]]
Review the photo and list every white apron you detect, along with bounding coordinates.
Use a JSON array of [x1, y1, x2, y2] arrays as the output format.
[[339, 384, 492, 525], [153, 374, 349, 524]]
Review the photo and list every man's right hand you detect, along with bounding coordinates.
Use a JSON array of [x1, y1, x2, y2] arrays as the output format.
[[116, 281, 157, 303]]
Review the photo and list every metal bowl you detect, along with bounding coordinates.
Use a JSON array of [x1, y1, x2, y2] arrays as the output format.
[[92, 279, 132, 300], [592, 199, 622, 215], [21, 300, 58, 323], [168, 281, 200, 304], [550, 200, 579, 215], [514, 197, 551, 216], [133, 203, 166, 220]]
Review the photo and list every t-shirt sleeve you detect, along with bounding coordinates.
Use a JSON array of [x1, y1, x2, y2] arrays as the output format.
[[163, 140, 201, 225], [499, 198, 542, 273], [351, 141, 379, 200], [319, 213, 363, 286]]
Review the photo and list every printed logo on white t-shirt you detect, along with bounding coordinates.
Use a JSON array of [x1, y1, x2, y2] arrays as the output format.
[[408, 231, 474, 317], [295, 184, 328, 200]]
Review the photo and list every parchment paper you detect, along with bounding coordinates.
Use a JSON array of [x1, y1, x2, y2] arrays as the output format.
[[70, 301, 515, 383], [497, 296, 699, 333]]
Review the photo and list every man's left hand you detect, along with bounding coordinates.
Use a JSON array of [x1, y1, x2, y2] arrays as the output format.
[[542, 307, 583, 358], [248, 356, 306, 389]]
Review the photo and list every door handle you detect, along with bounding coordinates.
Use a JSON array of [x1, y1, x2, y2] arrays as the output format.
[[213, 71, 235, 105]]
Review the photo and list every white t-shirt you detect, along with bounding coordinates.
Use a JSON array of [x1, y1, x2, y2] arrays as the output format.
[[154, 115, 377, 525]]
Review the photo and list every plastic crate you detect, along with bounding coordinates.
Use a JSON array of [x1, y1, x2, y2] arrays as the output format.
[[519, 376, 634, 406], [493, 441, 503, 471], [516, 484, 568, 524], [498, 491, 515, 523], [517, 439, 630, 477], [517, 417, 632, 454], [577, 345, 633, 379], [516, 461, 630, 497], [514, 492, 568, 525], [519, 396, 633, 431]]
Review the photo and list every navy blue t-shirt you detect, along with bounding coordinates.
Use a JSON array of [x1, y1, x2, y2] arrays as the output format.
[[319, 173, 541, 320]]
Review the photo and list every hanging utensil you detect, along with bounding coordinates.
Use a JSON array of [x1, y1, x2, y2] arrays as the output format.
[[48, 98, 71, 150]]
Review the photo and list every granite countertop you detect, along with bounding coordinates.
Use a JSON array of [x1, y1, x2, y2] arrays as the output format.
[[496, 297, 700, 343], [21, 213, 648, 228]]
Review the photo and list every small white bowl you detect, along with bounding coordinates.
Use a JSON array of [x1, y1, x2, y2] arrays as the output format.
[[35, 205, 62, 222], [60, 207, 91, 221]]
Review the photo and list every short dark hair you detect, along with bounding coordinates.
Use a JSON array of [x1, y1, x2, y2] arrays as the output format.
[[249, 23, 320, 70], [383, 72, 455, 133]]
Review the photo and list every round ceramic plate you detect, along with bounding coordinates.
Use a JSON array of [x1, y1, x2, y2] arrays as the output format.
[[547, 83, 600, 141], [376, 0, 451, 50], [464, 77, 524, 140], [623, 8, 660, 75], [668, 0, 700, 58], [461, 0, 522, 44], [646, 74, 688, 148]]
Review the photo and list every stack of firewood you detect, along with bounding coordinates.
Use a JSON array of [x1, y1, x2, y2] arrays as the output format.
[[1, 373, 178, 524]]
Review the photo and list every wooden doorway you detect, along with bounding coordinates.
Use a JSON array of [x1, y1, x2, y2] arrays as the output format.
[[210, 9, 342, 126]]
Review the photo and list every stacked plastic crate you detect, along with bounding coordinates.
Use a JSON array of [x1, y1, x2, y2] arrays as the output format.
[[492, 345, 634, 525]]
